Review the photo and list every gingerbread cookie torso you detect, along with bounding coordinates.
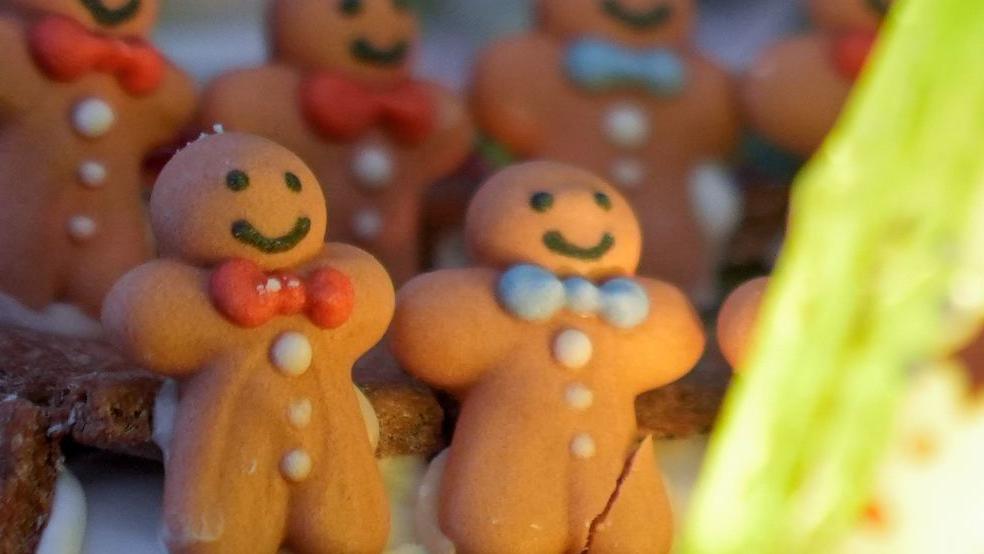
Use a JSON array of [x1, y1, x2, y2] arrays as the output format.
[[0, 0, 196, 316], [472, 0, 739, 292], [103, 133, 394, 553], [393, 162, 705, 553], [201, 0, 474, 284], [742, 0, 891, 157]]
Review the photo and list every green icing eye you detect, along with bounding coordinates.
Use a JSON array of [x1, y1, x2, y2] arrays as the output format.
[[226, 170, 249, 192], [340, 0, 363, 16], [285, 172, 302, 193], [594, 192, 613, 211], [530, 192, 554, 213]]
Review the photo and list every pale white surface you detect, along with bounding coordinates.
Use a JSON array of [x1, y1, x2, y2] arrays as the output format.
[[570, 432, 598, 460], [67, 215, 98, 242], [353, 208, 385, 241], [78, 161, 107, 188], [0, 292, 103, 339], [610, 157, 646, 189], [553, 328, 593, 369], [37, 468, 87, 554], [72, 98, 115, 138], [280, 449, 313, 482], [352, 145, 396, 188], [270, 332, 313, 376], [151, 379, 178, 461], [564, 382, 595, 411], [603, 103, 650, 149]]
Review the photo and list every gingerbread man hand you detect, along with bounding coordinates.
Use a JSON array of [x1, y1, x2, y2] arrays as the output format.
[[717, 277, 770, 370], [393, 161, 704, 553], [103, 132, 393, 554]]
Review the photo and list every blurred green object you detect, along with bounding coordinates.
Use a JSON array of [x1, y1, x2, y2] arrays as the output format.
[[680, 0, 984, 552]]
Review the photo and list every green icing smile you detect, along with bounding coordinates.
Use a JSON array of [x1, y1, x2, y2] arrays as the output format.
[[543, 231, 615, 261], [601, 0, 673, 31], [351, 39, 410, 66], [80, 0, 142, 27], [231, 217, 311, 254]]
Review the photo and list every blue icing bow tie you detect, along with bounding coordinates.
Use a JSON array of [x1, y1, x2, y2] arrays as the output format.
[[497, 264, 650, 329], [564, 38, 686, 95]]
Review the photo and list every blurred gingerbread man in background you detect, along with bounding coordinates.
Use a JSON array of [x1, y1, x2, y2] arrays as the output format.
[[202, 0, 474, 284], [472, 0, 740, 304], [0, 0, 196, 321], [104, 132, 394, 553], [394, 162, 704, 553]]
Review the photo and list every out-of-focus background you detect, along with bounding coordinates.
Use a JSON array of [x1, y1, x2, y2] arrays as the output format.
[[157, 0, 806, 87]]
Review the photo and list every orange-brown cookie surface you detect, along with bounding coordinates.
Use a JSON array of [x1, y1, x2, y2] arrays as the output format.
[[472, 0, 739, 293], [392, 161, 705, 553], [741, 0, 892, 157], [0, 0, 196, 316], [717, 277, 769, 370], [201, 0, 474, 284], [103, 132, 393, 553]]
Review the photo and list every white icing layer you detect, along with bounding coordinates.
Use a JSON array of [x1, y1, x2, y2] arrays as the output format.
[[353, 208, 384, 241], [280, 449, 313, 482], [603, 103, 649, 149], [37, 468, 87, 554], [270, 332, 312, 376], [565, 383, 594, 411], [73, 98, 115, 138], [287, 398, 313, 429], [352, 145, 395, 188], [78, 161, 107, 188], [415, 450, 456, 554], [570, 433, 597, 460], [553, 329, 593, 369], [0, 292, 103, 339], [152, 379, 179, 461], [356, 386, 380, 452], [67, 215, 98, 242]]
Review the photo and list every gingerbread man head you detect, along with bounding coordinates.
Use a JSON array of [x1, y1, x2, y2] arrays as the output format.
[[270, 0, 417, 86], [808, 0, 892, 33], [465, 161, 642, 279], [7, 0, 160, 36], [151, 132, 328, 271], [536, 0, 695, 47]]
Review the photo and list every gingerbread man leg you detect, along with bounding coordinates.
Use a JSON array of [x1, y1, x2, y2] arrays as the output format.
[[63, 223, 152, 316], [0, 238, 59, 311], [587, 437, 674, 554]]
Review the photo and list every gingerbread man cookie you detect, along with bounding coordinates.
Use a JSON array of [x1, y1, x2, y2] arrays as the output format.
[[392, 161, 705, 553], [472, 0, 740, 296], [717, 277, 769, 370], [742, 0, 892, 158], [200, 0, 474, 284], [102, 133, 393, 553], [0, 0, 196, 317]]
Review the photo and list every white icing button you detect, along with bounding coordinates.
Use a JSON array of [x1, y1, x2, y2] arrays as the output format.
[[78, 161, 107, 188], [280, 449, 313, 482], [610, 158, 645, 189], [603, 103, 649, 149], [265, 278, 283, 293], [72, 98, 115, 138], [352, 145, 394, 189], [565, 383, 594, 411], [553, 329, 593, 370], [352, 208, 383, 241], [270, 332, 312, 377], [287, 398, 313, 429], [67, 215, 97, 242], [570, 433, 597, 460]]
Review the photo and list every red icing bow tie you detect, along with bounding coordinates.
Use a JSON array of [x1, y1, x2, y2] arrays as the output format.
[[832, 30, 878, 82], [300, 72, 436, 145], [29, 16, 165, 96], [210, 259, 355, 329]]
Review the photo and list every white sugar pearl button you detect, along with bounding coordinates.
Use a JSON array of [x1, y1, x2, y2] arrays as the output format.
[[280, 449, 313, 482], [611, 158, 645, 189], [72, 98, 115, 138], [570, 433, 597, 460], [352, 146, 394, 189], [78, 161, 107, 188], [287, 398, 313, 429], [352, 208, 383, 241], [553, 329, 593, 370], [265, 278, 283, 293], [603, 103, 649, 149], [270, 332, 312, 377], [565, 383, 594, 411], [67, 215, 97, 242]]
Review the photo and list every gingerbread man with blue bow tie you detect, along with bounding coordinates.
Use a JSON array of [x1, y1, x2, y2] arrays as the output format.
[[392, 161, 705, 553], [473, 0, 740, 302]]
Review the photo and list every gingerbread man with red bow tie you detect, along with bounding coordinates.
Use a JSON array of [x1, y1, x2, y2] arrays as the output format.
[[201, 0, 474, 284], [103, 132, 394, 553], [742, 0, 892, 158], [0, 0, 196, 318]]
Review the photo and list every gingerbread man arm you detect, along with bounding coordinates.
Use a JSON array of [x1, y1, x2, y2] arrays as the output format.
[[623, 279, 706, 393], [414, 82, 475, 184], [145, 63, 198, 144], [687, 54, 742, 158], [471, 34, 558, 156], [391, 268, 515, 393], [302, 242, 395, 357], [0, 14, 44, 119], [102, 260, 231, 376], [717, 277, 769, 370]]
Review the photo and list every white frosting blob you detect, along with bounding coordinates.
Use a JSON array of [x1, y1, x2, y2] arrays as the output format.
[[287, 398, 313, 430], [270, 332, 312, 377], [356, 386, 380, 452], [352, 145, 395, 189], [152, 379, 179, 461], [565, 383, 594, 411], [72, 98, 115, 138], [610, 158, 646, 189], [603, 103, 649, 149], [553, 329, 593, 370], [570, 433, 597, 460], [415, 450, 456, 554], [0, 292, 102, 339], [78, 161, 107, 188], [352, 208, 384, 241], [67, 215, 97, 242], [37, 468, 86, 554], [280, 449, 313, 482]]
